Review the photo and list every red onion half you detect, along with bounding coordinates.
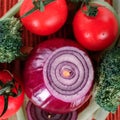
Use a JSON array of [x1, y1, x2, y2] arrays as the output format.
[[23, 38, 94, 113], [43, 46, 93, 102], [26, 101, 78, 120]]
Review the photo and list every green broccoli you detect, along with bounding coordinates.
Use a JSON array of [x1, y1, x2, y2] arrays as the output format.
[[0, 17, 22, 63], [77, 47, 120, 120], [95, 47, 120, 112], [0, 0, 24, 63]]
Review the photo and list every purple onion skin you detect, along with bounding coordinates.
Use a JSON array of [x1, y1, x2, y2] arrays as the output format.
[[23, 38, 94, 113], [26, 101, 78, 120]]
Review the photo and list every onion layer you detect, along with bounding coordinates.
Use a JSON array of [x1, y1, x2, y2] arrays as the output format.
[[23, 38, 94, 113], [26, 101, 78, 120], [43, 46, 94, 102]]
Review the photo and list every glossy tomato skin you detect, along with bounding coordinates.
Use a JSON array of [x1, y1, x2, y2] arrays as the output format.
[[20, 0, 68, 35], [0, 70, 24, 119], [73, 5, 119, 51]]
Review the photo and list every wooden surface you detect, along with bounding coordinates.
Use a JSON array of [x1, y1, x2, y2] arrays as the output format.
[[0, 0, 120, 120]]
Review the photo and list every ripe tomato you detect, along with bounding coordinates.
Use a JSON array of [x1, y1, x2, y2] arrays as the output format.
[[0, 70, 24, 119], [72, 3, 119, 51], [20, 0, 68, 35]]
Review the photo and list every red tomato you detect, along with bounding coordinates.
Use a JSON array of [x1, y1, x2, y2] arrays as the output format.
[[20, 0, 68, 35], [72, 4, 119, 51], [0, 70, 24, 119]]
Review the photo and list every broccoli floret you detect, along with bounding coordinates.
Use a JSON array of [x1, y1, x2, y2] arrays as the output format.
[[95, 47, 120, 112], [96, 85, 120, 112], [0, 17, 22, 63], [0, 0, 24, 63]]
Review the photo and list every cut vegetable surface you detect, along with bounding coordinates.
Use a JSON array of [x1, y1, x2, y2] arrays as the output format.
[[23, 38, 94, 113], [26, 100, 78, 120]]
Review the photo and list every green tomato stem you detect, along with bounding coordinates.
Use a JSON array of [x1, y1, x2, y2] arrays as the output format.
[[21, 0, 55, 18], [0, 0, 24, 21]]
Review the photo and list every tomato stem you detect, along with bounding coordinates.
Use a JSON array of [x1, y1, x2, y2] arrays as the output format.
[[84, 6, 98, 16], [0, 79, 22, 117], [80, 0, 98, 17], [21, 0, 55, 18]]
